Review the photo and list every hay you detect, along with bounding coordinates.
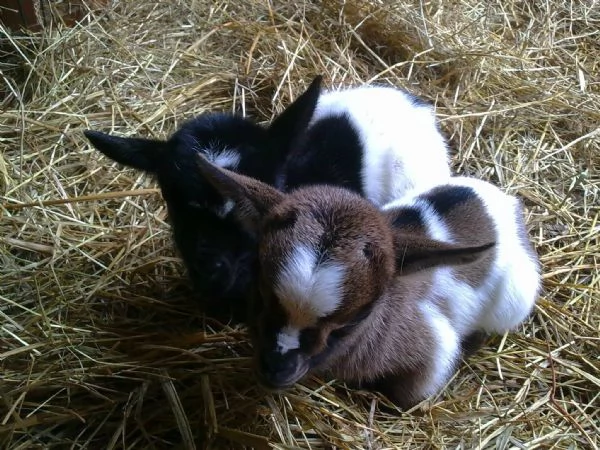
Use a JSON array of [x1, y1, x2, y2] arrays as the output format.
[[0, 0, 598, 448]]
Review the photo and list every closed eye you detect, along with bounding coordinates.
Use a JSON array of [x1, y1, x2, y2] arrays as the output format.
[[363, 242, 378, 260], [327, 324, 354, 346], [188, 200, 204, 209], [326, 303, 374, 345]]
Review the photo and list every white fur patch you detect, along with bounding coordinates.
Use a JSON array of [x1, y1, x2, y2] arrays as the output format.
[[311, 86, 450, 206], [382, 195, 452, 243], [205, 149, 241, 169], [417, 199, 452, 242], [215, 199, 236, 218], [276, 326, 301, 354], [431, 267, 482, 335], [275, 245, 346, 322], [419, 300, 460, 397]]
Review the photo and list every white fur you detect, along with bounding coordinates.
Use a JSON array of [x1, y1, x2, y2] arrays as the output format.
[[276, 326, 301, 354], [311, 86, 451, 206], [275, 245, 346, 323], [205, 149, 241, 170], [216, 199, 236, 218], [431, 267, 483, 335], [419, 300, 460, 397]]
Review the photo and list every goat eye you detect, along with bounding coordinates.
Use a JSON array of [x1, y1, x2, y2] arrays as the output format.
[[330, 325, 351, 339], [363, 242, 374, 259], [300, 327, 320, 349], [188, 201, 202, 208]]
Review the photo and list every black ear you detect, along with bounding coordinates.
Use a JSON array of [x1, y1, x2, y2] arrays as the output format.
[[267, 75, 323, 152], [83, 130, 166, 172], [394, 233, 496, 276]]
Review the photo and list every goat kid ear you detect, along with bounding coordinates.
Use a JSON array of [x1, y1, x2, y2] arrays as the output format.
[[195, 153, 285, 233], [267, 75, 323, 154], [84, 130, 165, 172], [394, 233, 496, 276]]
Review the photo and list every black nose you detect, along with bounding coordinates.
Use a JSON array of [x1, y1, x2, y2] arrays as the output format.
[[258, 351, 299, 387]]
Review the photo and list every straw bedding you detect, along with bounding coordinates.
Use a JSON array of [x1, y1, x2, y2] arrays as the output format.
[[1, 0, 598, 448]]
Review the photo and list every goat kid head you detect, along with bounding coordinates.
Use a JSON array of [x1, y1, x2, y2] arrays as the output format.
[[195, 154, 494, 391], [83, 76, 322, 306]]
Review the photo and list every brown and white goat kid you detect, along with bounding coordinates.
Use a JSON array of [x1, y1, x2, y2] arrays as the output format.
[[194, 155, 541, 408]]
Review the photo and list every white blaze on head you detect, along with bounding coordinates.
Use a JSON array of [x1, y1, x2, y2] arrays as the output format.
[[274, 245, 346, 354], [216, 199, 236, 218], [205, 149, 241, 170], [276, 326, 301, 354]]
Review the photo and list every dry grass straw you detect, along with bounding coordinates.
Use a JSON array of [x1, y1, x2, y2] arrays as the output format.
[[1, 0, 598, 448]]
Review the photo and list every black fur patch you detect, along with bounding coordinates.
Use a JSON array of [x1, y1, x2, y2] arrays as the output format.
[[175, 113, 276, 184], [390, 207, 424, 229], [282, 115, 364, 195], [423, 186, 477, 215], [461, 330, 490, 357]]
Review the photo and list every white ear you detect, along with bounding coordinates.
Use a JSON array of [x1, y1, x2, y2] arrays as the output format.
[[195, 153, 285, 234]]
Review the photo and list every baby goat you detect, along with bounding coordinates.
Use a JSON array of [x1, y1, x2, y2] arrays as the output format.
[[194, 154, 541, 408]]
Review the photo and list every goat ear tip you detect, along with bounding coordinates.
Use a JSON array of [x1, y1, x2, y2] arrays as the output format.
[[83, 130, 116, 148], [83, 129, 101, 140]]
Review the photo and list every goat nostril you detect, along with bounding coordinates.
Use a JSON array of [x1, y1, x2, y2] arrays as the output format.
[[258, 350, 301, 386]]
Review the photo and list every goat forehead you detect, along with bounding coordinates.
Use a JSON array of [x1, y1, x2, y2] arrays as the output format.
[[205, 148, 241, 169], [274, 245, 346, 325], [191, 137, 241, 170]]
